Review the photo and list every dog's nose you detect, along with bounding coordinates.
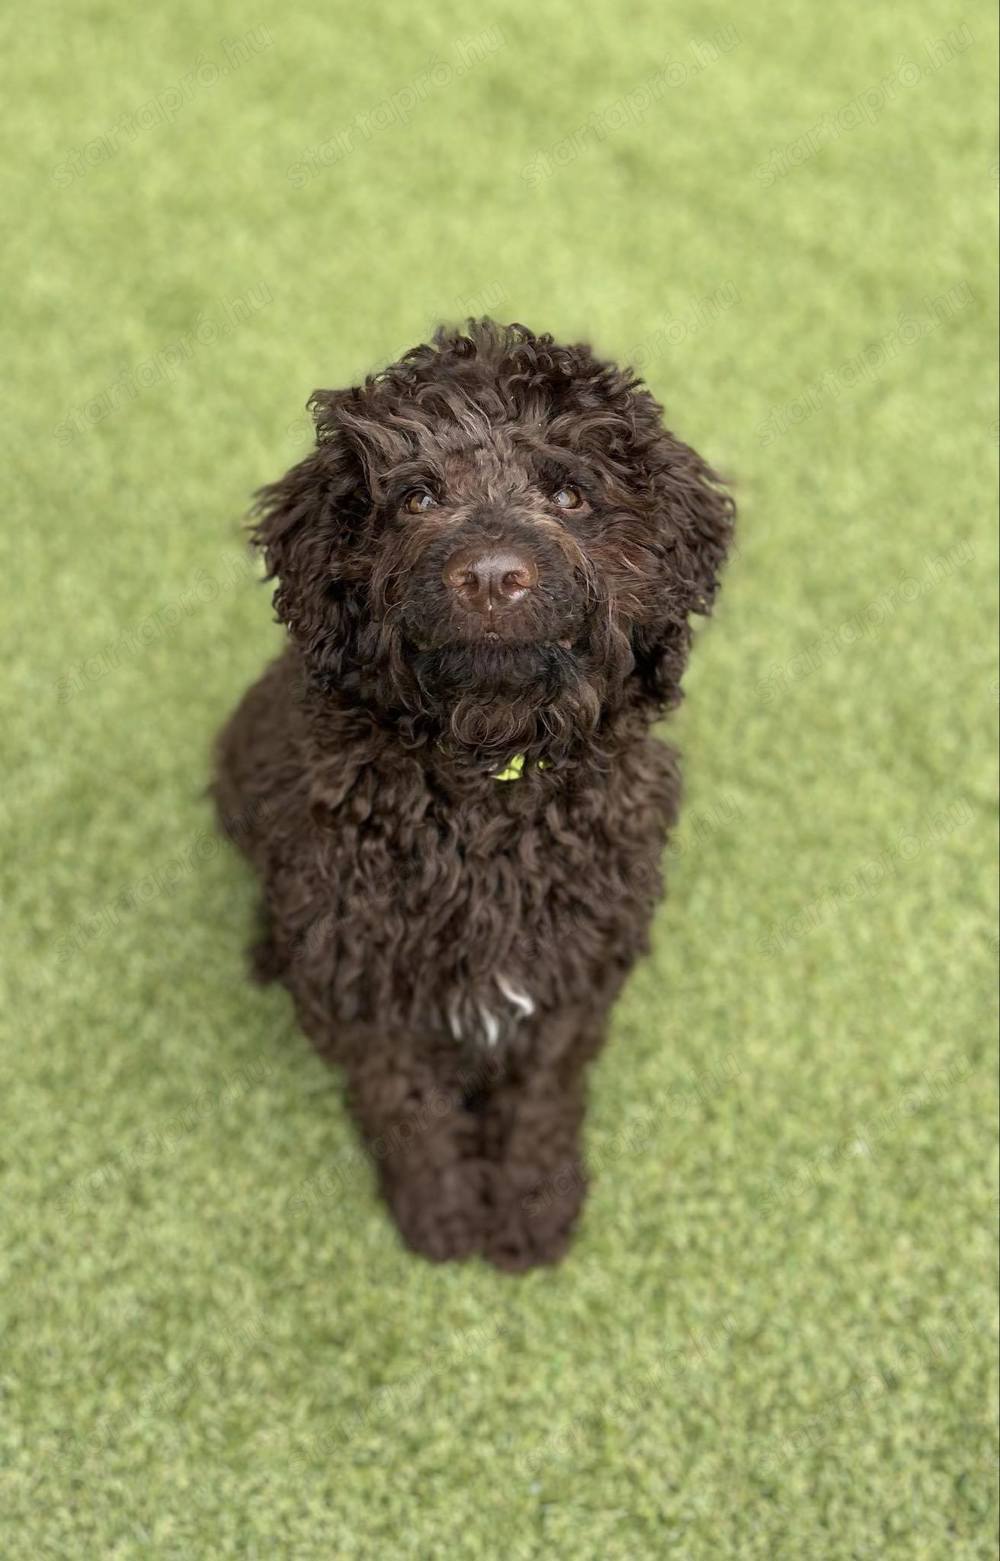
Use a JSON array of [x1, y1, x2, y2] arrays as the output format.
[[442, 546, 539, 614]]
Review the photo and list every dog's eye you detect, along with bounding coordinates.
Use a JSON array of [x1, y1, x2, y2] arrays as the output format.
[[552, 485, 584, 511], [404, 490, 436, 514]]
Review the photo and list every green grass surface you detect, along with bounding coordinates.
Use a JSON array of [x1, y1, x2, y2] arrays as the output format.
[[2, 1, 998, 1555]]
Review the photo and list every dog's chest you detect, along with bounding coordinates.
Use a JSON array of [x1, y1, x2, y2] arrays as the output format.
[[306, 745, 677, 1036]]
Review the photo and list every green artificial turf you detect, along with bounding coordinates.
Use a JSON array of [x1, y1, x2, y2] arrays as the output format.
[[2, 1, 998, 1555]]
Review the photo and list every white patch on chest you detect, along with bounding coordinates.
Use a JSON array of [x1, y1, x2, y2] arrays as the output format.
[[447, 973, 536, 1045], [494, 974, 535, 1020]]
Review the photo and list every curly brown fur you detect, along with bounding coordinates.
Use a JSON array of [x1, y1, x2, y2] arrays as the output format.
[[213, 319, 733, 1270]]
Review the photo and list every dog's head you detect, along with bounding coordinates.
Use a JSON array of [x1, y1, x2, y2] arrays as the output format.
[[253, 320, 733, 768]]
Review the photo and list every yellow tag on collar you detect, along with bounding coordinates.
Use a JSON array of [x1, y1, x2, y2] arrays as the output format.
[[493, 754, 527, 782], [493, 754, 550, 782]]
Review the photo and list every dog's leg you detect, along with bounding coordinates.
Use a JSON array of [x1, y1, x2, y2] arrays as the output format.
[[481, 1011, 605, 1272], [344, 1036, 494, 1264]]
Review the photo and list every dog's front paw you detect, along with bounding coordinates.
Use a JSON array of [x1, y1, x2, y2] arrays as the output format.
[[484, 1159, 587, 1272], [385, 1159, 494, 1264]]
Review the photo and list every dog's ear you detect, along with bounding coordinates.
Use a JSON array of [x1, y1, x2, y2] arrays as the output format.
[[628, 393, 735, 710], [251, 388, 369, 577], [251, 389, 372, 681]]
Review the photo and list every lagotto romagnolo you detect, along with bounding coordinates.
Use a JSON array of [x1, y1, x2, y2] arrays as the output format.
[[213, 320, 734, 1269]]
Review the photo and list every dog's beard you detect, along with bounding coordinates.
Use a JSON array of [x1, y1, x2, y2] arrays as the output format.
[[320, 580, 637, 763], [414, 640, 572, 699], [409, 640, 604, 761]]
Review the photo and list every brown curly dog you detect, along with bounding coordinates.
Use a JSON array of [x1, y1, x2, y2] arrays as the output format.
[[213, 319, 733, 1270]]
